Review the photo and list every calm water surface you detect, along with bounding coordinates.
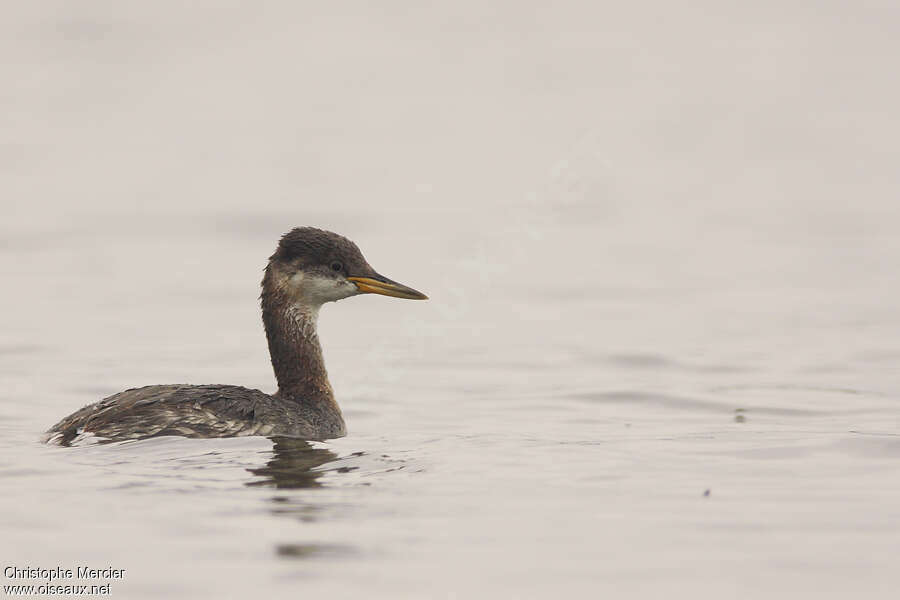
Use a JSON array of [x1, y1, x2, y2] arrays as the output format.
[[2, 2, 900, 598], [2, 211, 898, 598]]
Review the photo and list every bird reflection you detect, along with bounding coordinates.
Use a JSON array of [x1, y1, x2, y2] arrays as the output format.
[[246, 436, 340, 489], [246, 437, 359, 555]]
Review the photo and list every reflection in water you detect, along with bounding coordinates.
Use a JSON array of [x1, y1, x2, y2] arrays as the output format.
[[276, 543, 356, 559], [246, 437, 340, 489], [247, 437, 358, 560]]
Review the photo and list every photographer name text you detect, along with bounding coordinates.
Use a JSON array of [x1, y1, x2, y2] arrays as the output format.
[[4, 566, 125, 583]]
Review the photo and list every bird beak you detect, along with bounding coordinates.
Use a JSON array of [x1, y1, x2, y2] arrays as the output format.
[[347, 275, 428, 300]]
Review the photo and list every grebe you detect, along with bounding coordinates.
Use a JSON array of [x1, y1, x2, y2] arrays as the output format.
[[45, 227, 427, 444]]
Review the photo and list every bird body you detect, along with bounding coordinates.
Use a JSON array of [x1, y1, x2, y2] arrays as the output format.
[[45, 227, 426, 445], [46, 384, 322, 443]]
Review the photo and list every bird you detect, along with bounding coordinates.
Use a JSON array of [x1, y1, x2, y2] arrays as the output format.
[[45, 227, 427, 444]]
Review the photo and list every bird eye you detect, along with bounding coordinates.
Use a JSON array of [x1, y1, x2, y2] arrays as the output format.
[[330, 261, 343, 272]]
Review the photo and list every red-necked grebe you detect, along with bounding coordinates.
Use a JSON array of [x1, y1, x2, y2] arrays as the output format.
[[45, 227, 427, 444]]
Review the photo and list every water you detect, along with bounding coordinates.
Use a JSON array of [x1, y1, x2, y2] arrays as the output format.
[[2, 2, 900, 598]]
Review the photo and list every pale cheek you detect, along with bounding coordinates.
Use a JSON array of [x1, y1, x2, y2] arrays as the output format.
[[342, 280, 363, 299], [329, 279, 362, 301], [303, 276, 358, 304], [283, 272, 359, 304]]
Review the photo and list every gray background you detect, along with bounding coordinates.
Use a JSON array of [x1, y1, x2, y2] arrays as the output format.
[[2, 2, 899, 598]]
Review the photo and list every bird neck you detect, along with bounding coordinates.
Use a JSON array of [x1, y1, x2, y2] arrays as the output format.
[[260, 274, 342, 422]]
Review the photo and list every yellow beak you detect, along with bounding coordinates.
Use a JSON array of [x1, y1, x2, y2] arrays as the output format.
[[347, 276, 428, 300]]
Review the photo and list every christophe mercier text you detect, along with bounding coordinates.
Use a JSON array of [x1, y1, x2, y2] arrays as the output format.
[[4, 566, 126, 581]]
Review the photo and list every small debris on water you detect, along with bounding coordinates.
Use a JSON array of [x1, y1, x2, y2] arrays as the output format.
[[734, 408, 747, 423], [703, 489, 710, 497]]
